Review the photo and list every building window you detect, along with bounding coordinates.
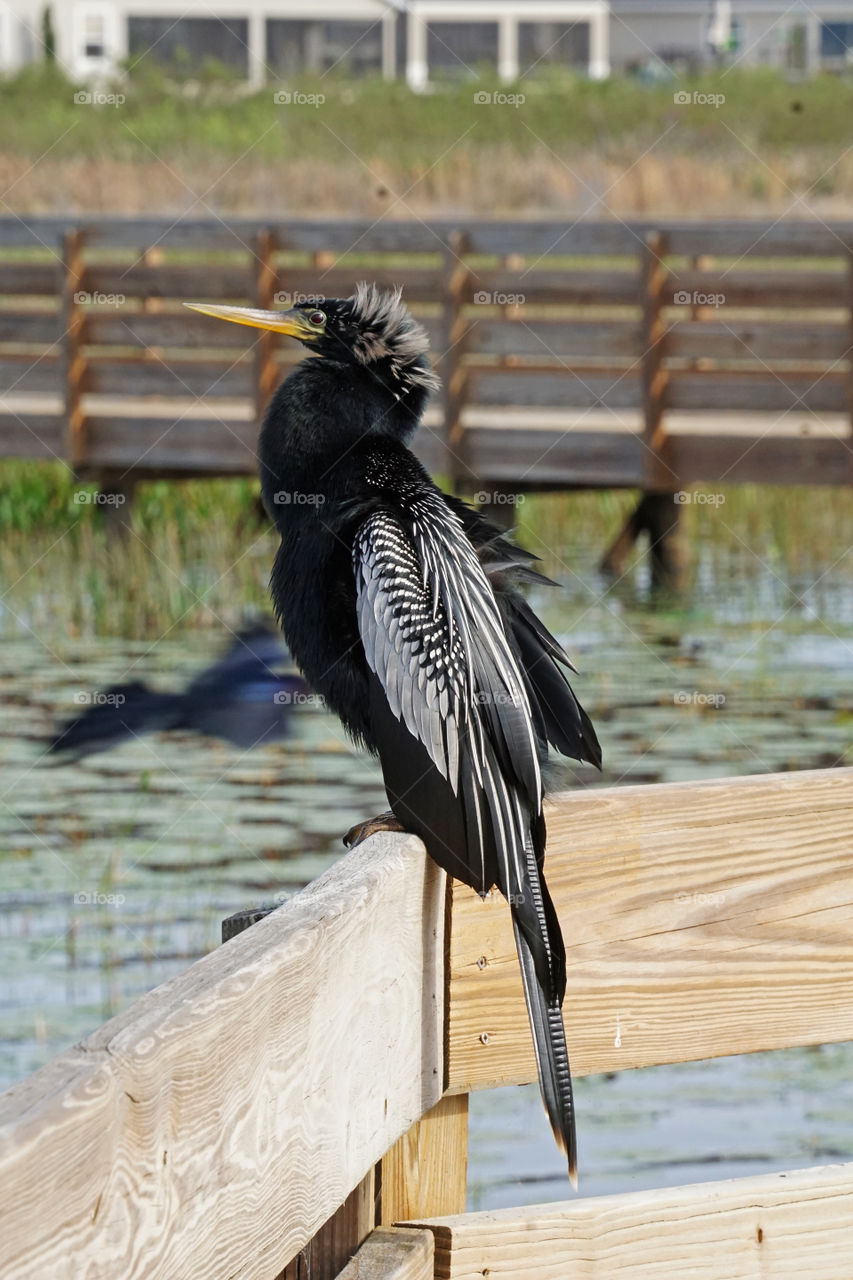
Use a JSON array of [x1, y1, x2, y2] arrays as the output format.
[[426, 22, 498, 78], [822, 22, 853, 66], [84, 13, 105, 59], [267, 19, 382, 77], [127, 17, 249, 76], [519, 22, 589, 75]]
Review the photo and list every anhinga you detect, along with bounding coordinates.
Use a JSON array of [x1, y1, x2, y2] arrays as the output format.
[[186, 285, 601, 1183]]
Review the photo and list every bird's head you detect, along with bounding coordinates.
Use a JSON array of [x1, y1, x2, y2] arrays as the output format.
[[185, 283, 440, 397]]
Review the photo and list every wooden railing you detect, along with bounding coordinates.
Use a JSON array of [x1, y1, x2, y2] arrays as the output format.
[[1, 217, 853, 495], [1, 766, 852, 1279]]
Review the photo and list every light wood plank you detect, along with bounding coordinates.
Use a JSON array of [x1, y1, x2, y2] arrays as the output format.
[[663, 430, 853, 485], [667, 369, 847, 412], [445, 768, 853, 1092], [668, 318, 850, 362], [335, 1227, 434, 1280], [416, 1162, 853, 1279], [670, 267, 849, 308], [0, 833, 445, 1280]]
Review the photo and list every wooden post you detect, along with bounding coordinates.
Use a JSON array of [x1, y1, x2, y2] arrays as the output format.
[[643, 491, 686, 591], [378, 1093, 468, 1225], [600, 492, 686, 591], [61, 228, 87, 472], [848, 245, 853, 437], [440, 230, 473, 493], [640, 230, 671, 478], [222, 903, 378, 1280], [642, 232, 684, 590], [97, 473, 137, 540], [600, 231, 686, 591], [254, 229, 279, 421]]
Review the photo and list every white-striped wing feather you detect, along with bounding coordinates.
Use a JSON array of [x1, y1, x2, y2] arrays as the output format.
[[353, 496, 543, 897]]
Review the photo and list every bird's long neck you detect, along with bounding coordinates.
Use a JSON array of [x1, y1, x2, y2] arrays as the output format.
[[259, 355, 430, 512]]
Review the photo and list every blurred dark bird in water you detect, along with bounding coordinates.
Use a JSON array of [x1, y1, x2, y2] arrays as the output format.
[[186, 285, 601, 1185], [49, 624, 305, 757]]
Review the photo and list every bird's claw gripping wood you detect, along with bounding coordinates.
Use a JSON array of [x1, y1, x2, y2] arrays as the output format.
[[343, 811, 406, 849]]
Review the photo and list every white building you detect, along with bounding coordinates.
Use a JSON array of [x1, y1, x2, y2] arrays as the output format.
[[2, 0, 853, 84], [1, 0, 609, 82], [0, 0, 42, 73]]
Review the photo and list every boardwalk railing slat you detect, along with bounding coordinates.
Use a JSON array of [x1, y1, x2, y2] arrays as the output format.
[[415, 1162, 853, 1280], [445, 768, 853, 1092]]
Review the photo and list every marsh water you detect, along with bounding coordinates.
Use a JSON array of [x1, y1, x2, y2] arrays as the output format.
[[1, 542, 851, 1208]]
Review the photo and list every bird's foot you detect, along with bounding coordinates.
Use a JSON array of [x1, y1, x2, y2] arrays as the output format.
[[343, 810, 405, 849]]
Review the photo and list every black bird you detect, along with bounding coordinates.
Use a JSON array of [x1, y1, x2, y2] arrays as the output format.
[[49, 624, 305, 757], [186, 285, 601, 1183]]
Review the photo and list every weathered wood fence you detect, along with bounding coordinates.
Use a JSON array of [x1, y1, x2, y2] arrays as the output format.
[[2, 216, 853, 497], [2, 766, 852, 1278]]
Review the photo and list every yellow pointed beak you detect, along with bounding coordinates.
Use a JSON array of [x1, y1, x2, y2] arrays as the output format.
[[183, 302, 319, 340]]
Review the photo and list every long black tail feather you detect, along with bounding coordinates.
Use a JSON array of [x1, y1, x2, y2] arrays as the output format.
[[510, 836, 577, 1186]]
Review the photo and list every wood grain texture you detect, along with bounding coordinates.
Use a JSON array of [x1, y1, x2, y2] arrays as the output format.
[[445, 768, 853, 1092], [281, 1170, 377, 1280], [380, 1093, 469, 1225], [335, 1228, 434, 1280], [0, 833, 445, 1280], [416, 1162, 853, 1279]]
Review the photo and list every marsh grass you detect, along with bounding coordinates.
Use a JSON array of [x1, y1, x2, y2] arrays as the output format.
[[5, 65, 853, 218], [0, 464, 274, 639], [0, 461, 849, 639]]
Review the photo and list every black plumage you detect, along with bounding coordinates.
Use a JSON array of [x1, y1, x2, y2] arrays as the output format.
[[186, 284, 601, 1183], [49, 624, 304, 757]]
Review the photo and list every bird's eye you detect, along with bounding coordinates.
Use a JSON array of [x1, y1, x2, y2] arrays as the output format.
[[309, 310, 326, 327]]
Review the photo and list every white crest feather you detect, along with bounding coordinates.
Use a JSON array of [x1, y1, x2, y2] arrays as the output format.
[[349, 283, 441, 394]]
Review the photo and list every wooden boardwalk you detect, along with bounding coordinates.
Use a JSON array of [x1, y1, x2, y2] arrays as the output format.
[[1, 216, 852, 497], [1, 766, 852, 1279]]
